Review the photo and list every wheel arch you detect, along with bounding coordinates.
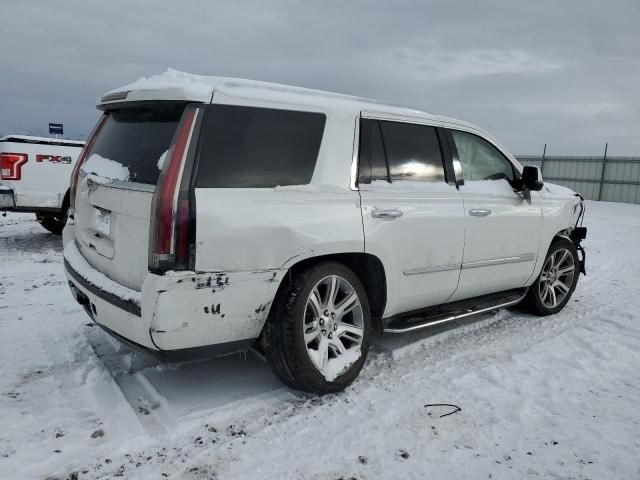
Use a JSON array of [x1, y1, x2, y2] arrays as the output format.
[[269, 252, 388, 332], [524, 227, 577, 287]]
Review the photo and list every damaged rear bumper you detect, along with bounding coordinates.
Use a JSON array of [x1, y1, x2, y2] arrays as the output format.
[[63, 240, 285, 357]]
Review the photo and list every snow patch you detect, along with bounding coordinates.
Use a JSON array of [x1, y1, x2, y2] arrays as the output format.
[[63, 241, 141, 305], [157, 150, 168, 171], [81, 154, 130, 183], [307, 338, 361, 382], [459, 179, 517, 195]]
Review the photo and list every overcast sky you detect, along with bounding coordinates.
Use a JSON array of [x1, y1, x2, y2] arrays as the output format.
[[2, 0, 638, 155]]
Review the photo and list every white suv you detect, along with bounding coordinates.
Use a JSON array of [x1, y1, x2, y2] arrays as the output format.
[[63, 71, 587, 393]]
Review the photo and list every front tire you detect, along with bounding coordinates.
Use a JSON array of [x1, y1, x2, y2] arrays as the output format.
[[265, 262, 371, 394], [524, 238, 580, 316]]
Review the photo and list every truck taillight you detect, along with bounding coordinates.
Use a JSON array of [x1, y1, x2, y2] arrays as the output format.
[[0, 153, 28, 180], [69, 115, 107, 211], [149, 106, 200, 272]]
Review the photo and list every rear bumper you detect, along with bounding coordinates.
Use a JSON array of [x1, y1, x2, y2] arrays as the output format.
[[62, 228, 286, 356]]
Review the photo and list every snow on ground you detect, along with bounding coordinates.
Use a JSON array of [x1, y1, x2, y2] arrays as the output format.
[[1, 201, 639, 479]]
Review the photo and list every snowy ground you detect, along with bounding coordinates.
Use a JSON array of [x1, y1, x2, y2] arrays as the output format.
[[1, 201, 639, 480]]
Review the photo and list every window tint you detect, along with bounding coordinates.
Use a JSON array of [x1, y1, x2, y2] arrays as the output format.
[[450, 130, 514, 181], [379, 121, 445, 183], [87, 104, 184, 184], [358, 119, 389, 184], [195, 105, 325, 188]]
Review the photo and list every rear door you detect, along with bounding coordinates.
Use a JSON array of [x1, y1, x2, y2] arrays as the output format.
[[358, 117, 465, 318], [73, 103, 187, 290], [446, 129, 542, 301]]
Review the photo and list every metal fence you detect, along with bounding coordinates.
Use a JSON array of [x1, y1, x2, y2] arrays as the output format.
[[516, 153, 640, 205]]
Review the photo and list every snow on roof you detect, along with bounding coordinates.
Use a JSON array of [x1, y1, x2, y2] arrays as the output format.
[[104, 69, 463, 123], [103, 69, 493, 143], [0, 135, 85, 147]]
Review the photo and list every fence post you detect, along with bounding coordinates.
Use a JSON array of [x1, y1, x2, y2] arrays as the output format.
[[597, 143, 608, 201], [540, 143, 546, 175]]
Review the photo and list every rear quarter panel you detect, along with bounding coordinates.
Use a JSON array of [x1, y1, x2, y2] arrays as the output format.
[[193, 106, 363, 272]]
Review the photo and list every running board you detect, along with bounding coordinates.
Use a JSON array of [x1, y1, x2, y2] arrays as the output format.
[[383, 289, 527, 334]]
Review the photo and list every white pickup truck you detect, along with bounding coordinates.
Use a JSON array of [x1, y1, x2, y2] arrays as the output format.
[[1, 135, 85, 233]]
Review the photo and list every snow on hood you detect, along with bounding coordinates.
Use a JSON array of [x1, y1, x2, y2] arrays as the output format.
[[81, 154, 130, 184], [544, 182, 577, 196]]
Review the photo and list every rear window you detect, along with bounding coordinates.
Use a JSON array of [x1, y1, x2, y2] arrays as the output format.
[[87, 103, 185, 184], [195, 104, 326, 188]]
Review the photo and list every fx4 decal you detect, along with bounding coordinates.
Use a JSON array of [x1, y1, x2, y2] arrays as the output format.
[[36, 154, 72, 164]]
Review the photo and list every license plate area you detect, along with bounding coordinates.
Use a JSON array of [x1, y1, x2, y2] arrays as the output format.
[[93, 207, 111, 237]]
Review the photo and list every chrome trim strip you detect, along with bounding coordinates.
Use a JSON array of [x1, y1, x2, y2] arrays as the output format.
[[462, 253, 535, 270], [383, 293, 527, 334], [349, 115, 360, 191], [403, 264, 460, 276]]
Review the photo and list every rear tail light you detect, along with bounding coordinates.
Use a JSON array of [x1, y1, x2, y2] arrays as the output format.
[[149, 105, 200, 272], [69, 114, 107, 212], [0, 153, 28, 180]]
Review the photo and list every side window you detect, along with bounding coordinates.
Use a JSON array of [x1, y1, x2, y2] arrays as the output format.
[[195, 104, 326, 188], [358, 119, 389, 184], [450, 130, 514, 182], [379, 121, 445, 183]]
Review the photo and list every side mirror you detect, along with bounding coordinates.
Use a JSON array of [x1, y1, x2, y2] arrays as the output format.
[[521, 165, 544, 191]]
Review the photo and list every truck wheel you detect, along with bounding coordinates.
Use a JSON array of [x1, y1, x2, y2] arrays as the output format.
[[523, 238, 580, 316], [36, 210, 68, 235], [265, 262, 371, 394]]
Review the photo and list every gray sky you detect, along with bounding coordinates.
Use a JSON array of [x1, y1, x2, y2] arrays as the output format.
[[2, 0, 638, 155]]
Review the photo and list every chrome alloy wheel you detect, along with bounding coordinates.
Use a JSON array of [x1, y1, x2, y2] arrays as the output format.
[[303, 275, 364, 379], [539, 247, 576, 309]]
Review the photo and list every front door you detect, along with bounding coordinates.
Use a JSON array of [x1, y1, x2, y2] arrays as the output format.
[[446, 129, 542, 301]]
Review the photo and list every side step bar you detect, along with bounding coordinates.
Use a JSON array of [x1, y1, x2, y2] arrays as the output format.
[[383, 289, 527, 334]]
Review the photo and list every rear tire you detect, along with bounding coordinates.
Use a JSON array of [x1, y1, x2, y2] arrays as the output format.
[[523, 238, 580, 316], [36, 209, 68, 235], [265, 261, 371, 394]]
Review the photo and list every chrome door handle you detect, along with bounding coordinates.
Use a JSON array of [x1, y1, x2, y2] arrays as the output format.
[[469, 208, 492, 217], [371, 208, 404, 219]]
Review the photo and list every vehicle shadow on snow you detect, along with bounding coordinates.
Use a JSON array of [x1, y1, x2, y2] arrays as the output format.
[[86, 327, 290, 425], [86, 308, 520, 428]]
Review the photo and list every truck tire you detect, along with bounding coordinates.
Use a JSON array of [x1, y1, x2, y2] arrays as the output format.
[[265, 261, 371, 394], [36, 210, 68, 235], [523, 237, 580, 316]]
